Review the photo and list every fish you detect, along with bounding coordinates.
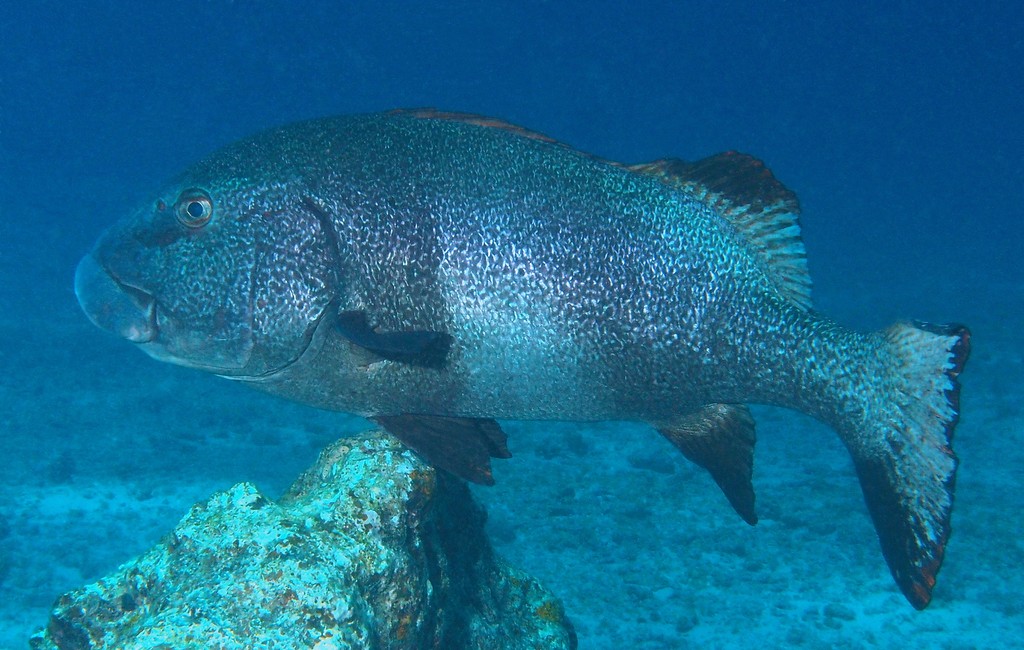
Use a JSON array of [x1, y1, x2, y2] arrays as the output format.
[[74, 109, 970, 609]]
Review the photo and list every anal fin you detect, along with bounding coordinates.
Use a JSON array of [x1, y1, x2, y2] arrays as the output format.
[[374, 414, 511, 486], [656, 404, 758, 525]]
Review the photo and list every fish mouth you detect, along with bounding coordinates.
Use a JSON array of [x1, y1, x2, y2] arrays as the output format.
[[75, 253, 158, 344]]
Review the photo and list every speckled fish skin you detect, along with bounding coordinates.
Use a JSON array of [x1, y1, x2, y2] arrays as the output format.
[[75, 110, 969, 609], [84, 114, 807, 418]]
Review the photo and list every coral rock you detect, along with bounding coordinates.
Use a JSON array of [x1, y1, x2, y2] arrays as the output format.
[[31, 431, 576, 649]]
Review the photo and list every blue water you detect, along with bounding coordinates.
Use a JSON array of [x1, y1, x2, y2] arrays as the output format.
[[1, 2, 1021, 647]]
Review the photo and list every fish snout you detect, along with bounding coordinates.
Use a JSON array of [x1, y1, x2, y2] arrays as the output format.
[[75, 253, 157, 343]]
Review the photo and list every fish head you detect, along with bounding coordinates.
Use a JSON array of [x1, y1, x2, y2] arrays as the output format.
[[75, 160, 338, 379]]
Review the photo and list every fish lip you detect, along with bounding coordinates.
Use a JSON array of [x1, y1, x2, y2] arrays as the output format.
[[75, 253, 158, 344], [111, 278, 159, 343]]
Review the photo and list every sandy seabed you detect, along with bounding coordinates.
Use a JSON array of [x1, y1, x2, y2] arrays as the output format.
[[1, 262, 1020, 649]]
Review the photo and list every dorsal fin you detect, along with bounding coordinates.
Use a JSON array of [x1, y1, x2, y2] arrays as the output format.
[[630, 153, 812, 310], [391, 108, 568, 147], [395, 112, 812, 309]]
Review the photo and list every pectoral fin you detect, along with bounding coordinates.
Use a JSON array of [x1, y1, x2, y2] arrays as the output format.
[[374, 414, 512, 485], [657, 404, 758, 525], [336, 310, 452, 369]]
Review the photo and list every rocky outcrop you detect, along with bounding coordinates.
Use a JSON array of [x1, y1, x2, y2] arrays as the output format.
[[31, 431, 576, 649]]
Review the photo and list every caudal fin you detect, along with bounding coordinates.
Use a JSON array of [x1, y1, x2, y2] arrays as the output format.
[[844, 321, 970, 609]]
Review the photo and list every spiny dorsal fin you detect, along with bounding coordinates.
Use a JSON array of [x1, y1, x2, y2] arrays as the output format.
[[631, 154, 812, 310], [392, 108, 567, 147], [396, 113, 812, 309]]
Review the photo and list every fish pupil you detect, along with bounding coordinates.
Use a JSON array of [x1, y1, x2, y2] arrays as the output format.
[[186, 201, 206, 219]]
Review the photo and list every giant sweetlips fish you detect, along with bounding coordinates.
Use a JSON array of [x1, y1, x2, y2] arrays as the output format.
[[75, 109, 969, 609]]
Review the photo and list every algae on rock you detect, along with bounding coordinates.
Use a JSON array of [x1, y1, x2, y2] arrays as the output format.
[[31, 431, 576, 649]]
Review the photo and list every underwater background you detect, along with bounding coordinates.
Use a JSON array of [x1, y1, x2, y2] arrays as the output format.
[[1, 1, 1021, 647]]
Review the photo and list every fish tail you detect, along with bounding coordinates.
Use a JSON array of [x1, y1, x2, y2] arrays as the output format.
[[838, 321, 970, 609]]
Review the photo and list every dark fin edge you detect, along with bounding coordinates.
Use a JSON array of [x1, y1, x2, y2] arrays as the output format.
[[630, 154, 812, 310], [374, 415, 511, 486], [853, 322, 970, 609], [657, 404, 758, 525]]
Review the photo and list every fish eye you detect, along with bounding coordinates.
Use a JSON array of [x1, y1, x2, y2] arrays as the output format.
[[175, 189, 214, 228]]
